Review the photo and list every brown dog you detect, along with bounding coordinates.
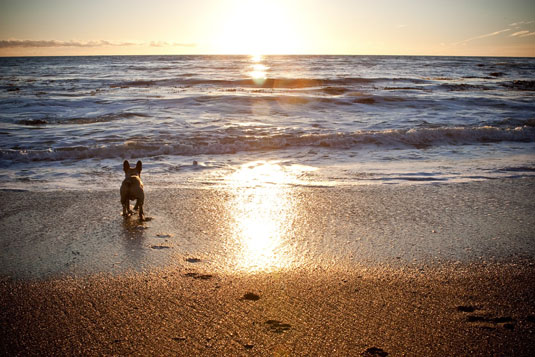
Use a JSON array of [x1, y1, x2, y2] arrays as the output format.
[[120, 160, 144, 220]]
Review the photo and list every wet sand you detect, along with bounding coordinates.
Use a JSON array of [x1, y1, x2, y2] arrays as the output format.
[[1, 178, 535, 355]]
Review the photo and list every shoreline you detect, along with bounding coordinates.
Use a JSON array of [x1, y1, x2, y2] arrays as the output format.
[[1, 177, 534, 279], [0, 178, 535, 279]]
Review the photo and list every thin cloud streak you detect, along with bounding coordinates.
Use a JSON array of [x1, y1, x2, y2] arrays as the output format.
[[511, 30, 530, 37], [453, 28, 510, 45], [509, 20, 534, 27], [0, 39, 137, 48], [150, 41, 196, 48], [0, 39, 197, 49]]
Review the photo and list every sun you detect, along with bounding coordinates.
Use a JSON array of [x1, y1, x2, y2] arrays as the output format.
[[212, 0, 302, 55]]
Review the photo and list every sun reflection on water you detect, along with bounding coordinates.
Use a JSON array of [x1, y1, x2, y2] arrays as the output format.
[[250, 63, 268, 80], [248, 54, 268, 85], [225, 161, 312, 272], [250, 54, 263, 63]]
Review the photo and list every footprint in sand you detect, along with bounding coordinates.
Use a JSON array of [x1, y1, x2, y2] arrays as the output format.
[[241, 292, 260, 301], [156, 233, 173, 238], [457, 306, 515, 330], [265, 320, 291, 333], [362, 347, 388, 356], [184, 272, 213, 280], [151, 245, 171, 250], [456, 305, 477, 313]]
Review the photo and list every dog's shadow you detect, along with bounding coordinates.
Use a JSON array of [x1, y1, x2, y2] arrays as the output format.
[[120, 215, 152, 269], [121, 216, 146, 237]]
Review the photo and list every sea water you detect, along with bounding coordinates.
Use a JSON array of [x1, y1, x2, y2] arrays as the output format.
[[0, 55, 534, 190]]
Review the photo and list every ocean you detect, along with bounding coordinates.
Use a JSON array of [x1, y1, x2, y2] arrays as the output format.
[[0, 55, 534, 190]]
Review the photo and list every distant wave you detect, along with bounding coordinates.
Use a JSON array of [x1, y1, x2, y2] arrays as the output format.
[[109, 76, 430, 89], [17, 112, 149, 125], [2, 125, 533, 162], [502, 80, 535, 91]]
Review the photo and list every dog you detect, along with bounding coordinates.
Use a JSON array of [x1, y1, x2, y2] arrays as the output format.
[[120, 160, 144, 220]]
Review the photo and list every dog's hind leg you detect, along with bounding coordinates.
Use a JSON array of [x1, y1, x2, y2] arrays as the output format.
[[137, 193, 145, 221], [138, 203, 144, 221]]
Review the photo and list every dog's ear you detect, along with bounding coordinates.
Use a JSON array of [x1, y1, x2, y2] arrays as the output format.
[[136, 160, 142, 173], [123, 160, 130, 173]]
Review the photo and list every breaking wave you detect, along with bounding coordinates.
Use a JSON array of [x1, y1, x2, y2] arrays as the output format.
[[2, 125, 533, 162]]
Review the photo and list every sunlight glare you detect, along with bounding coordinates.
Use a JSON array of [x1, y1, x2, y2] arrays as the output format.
[[213, 0, 302, 54], [225, 161, 313, 272], [251, 54, 263, 62]]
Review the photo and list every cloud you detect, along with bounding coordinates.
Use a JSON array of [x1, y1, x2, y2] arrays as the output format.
[[454, 28, 510, 45], [511, 30, 530, 37], [0, 39, 197, 49], [0, 39, 136, 48], [509, 20, 534, 27], [150, 41, 196, 47], [150, 41, 167, 47], [519, 32, 535, 38]]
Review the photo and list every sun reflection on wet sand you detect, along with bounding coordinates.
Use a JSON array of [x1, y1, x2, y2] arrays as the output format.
[[225, 161, 312, 272]]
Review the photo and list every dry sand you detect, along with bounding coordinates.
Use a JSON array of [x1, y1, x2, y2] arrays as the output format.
[[1, 178, 535, 355], [2, 264, 535, 356]]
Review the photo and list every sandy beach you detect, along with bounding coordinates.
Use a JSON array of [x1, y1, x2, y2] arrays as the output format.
[[1, 178, 535, 355]]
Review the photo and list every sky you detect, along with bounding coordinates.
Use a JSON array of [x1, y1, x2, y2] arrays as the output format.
[[0, 0, 534, 57]]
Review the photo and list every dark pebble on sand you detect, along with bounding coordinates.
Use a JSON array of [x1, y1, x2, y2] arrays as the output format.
[[362, 347, 389, 356], [172, 336, 187, 342], [244, 344, 254, 349], [186, 258, 201, 263], [241, 292, 260, 301]]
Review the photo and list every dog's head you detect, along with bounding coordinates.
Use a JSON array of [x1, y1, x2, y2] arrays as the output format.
[[123, 160, 142, 178]]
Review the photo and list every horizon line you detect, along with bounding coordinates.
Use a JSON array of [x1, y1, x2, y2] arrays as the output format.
[[1, 53, 534, 59]]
